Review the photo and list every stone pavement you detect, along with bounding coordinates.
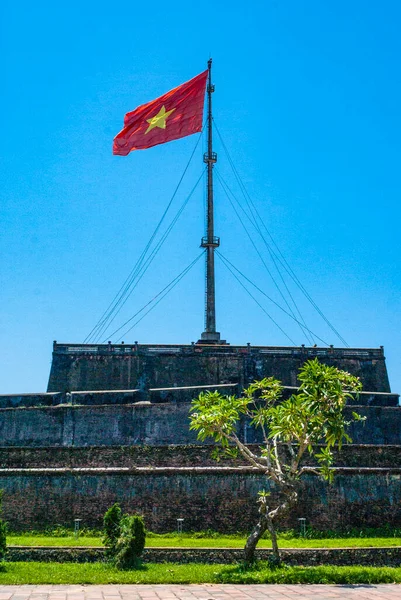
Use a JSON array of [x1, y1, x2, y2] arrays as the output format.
[[0, 585, 399, 599]]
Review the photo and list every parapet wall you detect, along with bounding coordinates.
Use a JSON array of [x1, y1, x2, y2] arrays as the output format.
[[47, 343, 392, 393]]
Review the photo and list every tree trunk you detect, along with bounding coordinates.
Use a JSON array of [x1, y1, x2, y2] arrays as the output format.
[[243, 514, 281, 565], [243, 484, 298, 566], [243, 517, 268, 565], [266, 515, 280, 564]]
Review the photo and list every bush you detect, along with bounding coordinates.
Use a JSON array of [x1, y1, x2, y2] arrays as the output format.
[[102, 503, 122, 556], [102, 504, 146, 569], [0, 491, 7, 561], [114, 515, 146, 570]]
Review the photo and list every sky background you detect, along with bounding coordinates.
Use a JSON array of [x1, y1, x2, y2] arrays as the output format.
[[1, 0, 400, 394]]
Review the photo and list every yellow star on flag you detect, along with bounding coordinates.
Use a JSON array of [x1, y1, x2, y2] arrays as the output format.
[[145, 105, 176, 134]]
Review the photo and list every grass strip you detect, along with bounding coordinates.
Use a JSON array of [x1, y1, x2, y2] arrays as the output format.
[[0, 562, 400, 584], [8, 535, 401, 549]]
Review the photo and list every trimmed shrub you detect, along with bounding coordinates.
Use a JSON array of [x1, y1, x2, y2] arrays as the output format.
[[102, 503, 122, 556], [114, 515, 146, 570], [0, 491, 7, 561]]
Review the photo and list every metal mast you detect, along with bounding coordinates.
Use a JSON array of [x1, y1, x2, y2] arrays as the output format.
[[198, 59, 224, 344]]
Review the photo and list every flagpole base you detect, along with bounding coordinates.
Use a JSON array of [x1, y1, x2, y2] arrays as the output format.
[[196, 331, 227, 345]]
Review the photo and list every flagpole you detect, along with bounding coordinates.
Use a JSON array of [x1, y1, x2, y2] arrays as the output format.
[[199, 58, 223, 344]]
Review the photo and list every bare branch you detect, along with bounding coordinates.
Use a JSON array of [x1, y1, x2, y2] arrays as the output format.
[[299, 466, 334, 477], [290, 440, 307, 475], [267, 488, 298, 521], [228, 433, 266, 470], [264, 440, 272, 468], [272, 436, 282, 474], [287, 443, 295, 458]]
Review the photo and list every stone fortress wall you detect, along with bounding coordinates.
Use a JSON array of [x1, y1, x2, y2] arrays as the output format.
[[0, 342, 399, 532]]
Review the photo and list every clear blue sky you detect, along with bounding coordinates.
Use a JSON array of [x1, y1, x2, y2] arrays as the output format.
[[1, 0, 400, 394]]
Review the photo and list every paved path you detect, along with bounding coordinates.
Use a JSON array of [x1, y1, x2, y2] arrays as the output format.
[[0, 585, 399, 599]]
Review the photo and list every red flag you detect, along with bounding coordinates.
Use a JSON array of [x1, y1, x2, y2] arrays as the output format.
[[113, 70, 208, 155]]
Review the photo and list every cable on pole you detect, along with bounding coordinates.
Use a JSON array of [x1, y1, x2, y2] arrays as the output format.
[[84, 132, 204, 344], [93, 169, 206, 343], [216, 254, 297, 345], [215, 169, 315, 345], [217, 251, 330, 346], [213, 120, 349, 347], [112, 252, 204, 341]]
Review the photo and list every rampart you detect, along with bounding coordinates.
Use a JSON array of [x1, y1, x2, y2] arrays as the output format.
[[0, 396, 398, 530], [0, 340, 398, 533], [47, 343, 392, 393]]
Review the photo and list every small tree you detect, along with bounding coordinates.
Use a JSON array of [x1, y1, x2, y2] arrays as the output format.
[[190, 358, 363, 564]]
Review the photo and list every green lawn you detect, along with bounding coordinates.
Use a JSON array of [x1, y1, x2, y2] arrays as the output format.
[[8, 535, 101, 547], [8, 534, 401, 549], [0, 562, 400, 584]]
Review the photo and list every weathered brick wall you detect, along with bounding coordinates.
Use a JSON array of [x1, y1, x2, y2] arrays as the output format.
[[47, 343, 391, 393], [0, 444, 399, 469], [2, 469, 400, 532], [0, 403, 399, 446]]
